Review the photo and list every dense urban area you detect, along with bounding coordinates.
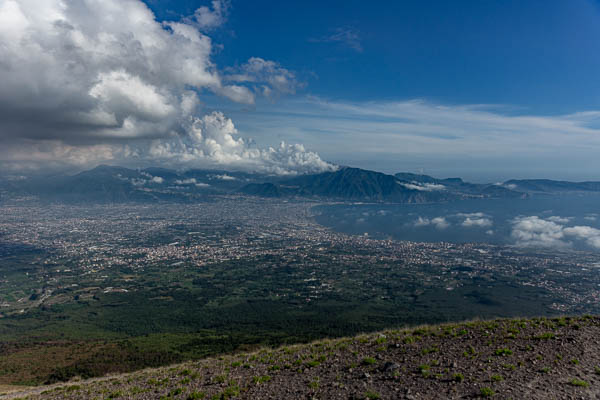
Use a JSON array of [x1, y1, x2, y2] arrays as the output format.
[[2, 198, 600, 317]]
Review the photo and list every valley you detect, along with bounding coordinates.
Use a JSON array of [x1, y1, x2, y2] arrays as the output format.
[[1, 198, 599, 386]]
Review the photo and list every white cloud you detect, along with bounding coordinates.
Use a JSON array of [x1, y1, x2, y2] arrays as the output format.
[[511, 216, 600, 250], [413, 216, 450, 230], [511, 216, 567, 248], [215, 84, 256, 105], [226, 57, 301, 97], [0, 0, 332, 175], [431, 217, 450, 229], [0, 0, 222, 140], [398, 182, 446, 191], [457, 213, 493, 228], [563, 226, 600, 249], [214, 174, 236, 181], [151, 176, 164, 184], [191, 0, 230, 31], [175, 178, 197, 185], [414, 217, 430, 227], [547, 216, 572, 224], [457, 212, 486, 218], [461, 217, 493, 228], [147, 112, 336, 174]]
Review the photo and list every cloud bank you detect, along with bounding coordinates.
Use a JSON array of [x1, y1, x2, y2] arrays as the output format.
[[0, 0, 334, 175], [511, 216, 600, 250], [228, 97, 600, 180]]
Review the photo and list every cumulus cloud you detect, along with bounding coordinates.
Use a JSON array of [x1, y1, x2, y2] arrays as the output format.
[[413, 217, 430, 227], [511, 216, 600, 250], [511, 216, 566, 248], [563, 226, 600, 249], [147, 112, 336, 174], [432, 217, 450, 229], [457, 213, 493, 228], [0, 0, 332, 175], [0, 0, 225, 138], [413, 216, 450, 230]]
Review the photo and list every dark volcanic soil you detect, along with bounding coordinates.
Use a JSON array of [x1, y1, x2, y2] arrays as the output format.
[[3, 316, 600, 399]]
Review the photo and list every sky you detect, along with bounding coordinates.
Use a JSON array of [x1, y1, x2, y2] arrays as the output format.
[[1, 0, 600, 181]]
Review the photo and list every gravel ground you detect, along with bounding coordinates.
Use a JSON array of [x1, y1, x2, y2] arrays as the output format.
[[3, 316, 600, 400]]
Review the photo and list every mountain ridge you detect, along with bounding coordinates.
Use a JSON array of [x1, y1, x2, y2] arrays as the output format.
[[3, 165, 600, 204]]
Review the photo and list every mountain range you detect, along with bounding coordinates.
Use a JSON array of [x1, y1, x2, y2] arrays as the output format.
[[2, 165, 600, 204]]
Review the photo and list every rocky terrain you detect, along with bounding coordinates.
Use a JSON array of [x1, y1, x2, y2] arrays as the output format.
[[2, 316, 600, 399]]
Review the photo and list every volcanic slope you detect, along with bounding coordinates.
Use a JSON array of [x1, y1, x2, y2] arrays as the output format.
[[3, 316, 600, 400]]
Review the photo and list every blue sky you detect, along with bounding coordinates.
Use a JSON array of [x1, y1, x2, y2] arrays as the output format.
[[2, 0, 600, 180], [144, 0, 600, 181], [146, 0, 600, 114]]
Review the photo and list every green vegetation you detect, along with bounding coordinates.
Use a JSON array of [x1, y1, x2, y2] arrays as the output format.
[[534, 332, 555, 340], [502, 363, 516, 371], [480, 387, 495, 397], [494, 348, 513, 356], [418, 364, 431, 377], [421, 346, 438, 355], [361, 357, 377, 366], [365, 390, 381, 399], [252, 375, 271, 385], [222, 385, 240, 398], [464, 345, 477, 358], [568, 378, 589, 388]]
